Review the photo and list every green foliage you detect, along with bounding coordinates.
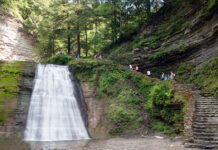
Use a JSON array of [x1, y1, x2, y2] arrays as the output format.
[[97, 70, 127, 95], [146, 82, 184, 134], [0, 62, 23, 125], [69, 60, 185, 136], [176, 62, 194, 82], [175, 56, 218, 97], [106, 7, 188, 63], [151, 121, 175, 136], [48, 53, 73, 65], [190, 56, 218, 96], [108, 103, 138, 134], [207, 0, 218, 12], [2, 0, 164, 59]]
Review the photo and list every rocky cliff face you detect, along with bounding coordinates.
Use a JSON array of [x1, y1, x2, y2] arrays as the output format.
[[13, 62, 36, 137], [0, 12, 34, 61]]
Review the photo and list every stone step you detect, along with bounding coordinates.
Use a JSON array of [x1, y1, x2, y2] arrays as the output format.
[[197, 101, 218, 103], [198, 99, 218, 101], [197, 103, 218, 105], [184, 142, 218, 149], [198, 98, 218, 101], [193, 127, 218, 131], [196, 111, 218, 113], [196, 110, 218, 112], [198, 104, 218, 106], [193, 124, 218, 128], [196, 108, 218, 110], [194, 122, 218, 126], [195, 116, 218, 119], [197, 105, 218, 108], [198, 97, 218, 99], [196, 114, 218, 117], [194, 120, 210, 124], [193, 136, 218, 141], [194, 139, 218, 145], [199, 96, 218, 98], [193, 128, 218, 133], [193, 131, 218, 137], [198, 100, 218, 102]]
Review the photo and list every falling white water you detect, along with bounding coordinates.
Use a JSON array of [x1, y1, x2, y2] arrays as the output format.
[[24, 64, 89, 141]]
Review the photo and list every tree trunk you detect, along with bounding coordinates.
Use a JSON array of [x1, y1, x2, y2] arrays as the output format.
[[145, 0, 151, 19], [85, 25, 88, 57], [67, 36, 71, 55], [67, 22, 71, 54], [77, 23, 81, 57], [51, 28, 55, 56], [112, 1, 118, 44]]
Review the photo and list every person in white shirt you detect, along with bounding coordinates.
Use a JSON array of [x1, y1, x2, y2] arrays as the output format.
[[147, 70, 151, 76], [129, 64, 133, 70], [135, 66, 139, 71], [170, 72, 176, 80]]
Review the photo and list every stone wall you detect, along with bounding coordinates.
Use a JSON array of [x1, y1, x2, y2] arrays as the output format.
[[175, 84, 197, 141]]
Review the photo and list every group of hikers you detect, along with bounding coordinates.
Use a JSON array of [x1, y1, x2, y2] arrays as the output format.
[[94, 53, 103, 60], [129, 64, 176, 81], [129, 64, 139, 71], [161, 72, 175, 80]]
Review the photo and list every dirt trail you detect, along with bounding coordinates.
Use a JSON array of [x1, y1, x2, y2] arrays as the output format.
[[83, 136, 198, 150]]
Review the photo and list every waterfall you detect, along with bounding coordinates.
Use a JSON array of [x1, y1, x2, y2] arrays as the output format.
[[24, 64, 89, 141]]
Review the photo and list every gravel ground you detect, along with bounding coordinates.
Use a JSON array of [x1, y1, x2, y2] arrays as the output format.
[[83, 136, 198, 150], [0, 135, 199, 150]]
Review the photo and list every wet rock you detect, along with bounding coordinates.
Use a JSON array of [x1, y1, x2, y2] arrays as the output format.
[[13, 62, 36, 137]]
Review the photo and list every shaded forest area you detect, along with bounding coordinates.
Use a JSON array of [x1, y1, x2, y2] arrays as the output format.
[[0, 0, 165, 59]]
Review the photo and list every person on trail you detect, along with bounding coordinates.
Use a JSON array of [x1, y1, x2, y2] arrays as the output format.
[[135, 66, 139, 71], [170, 71, 176, 80], [164, 75, 168, 80], [167, 74, 171, 80], [76, 54, 80, 59], [99, 54, 103, 59], [161, 72, 165, 80], [147, 70, 151, 76], [129, 64, 133, 70]]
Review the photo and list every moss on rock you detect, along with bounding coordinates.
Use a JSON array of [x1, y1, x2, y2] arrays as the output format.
[[0, 62, 24, 125]]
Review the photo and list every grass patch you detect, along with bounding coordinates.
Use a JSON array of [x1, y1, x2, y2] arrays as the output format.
[[176, 62, 194, 83], [190, 56, 218, 96]]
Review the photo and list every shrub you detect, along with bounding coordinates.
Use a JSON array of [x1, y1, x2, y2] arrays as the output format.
[[48, 53, 73, 65], [146, 82, 184, 133], [108, 104, 138, 134], [190, 56, 218, 96], [176, 62, 194, 82]]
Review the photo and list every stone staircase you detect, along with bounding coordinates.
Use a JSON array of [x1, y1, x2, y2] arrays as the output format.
[[185, 96, 218, 149]]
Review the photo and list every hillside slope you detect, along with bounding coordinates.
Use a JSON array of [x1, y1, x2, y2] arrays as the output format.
[[105, 0, 218, 96]]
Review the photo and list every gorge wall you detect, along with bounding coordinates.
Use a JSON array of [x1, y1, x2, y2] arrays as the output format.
[[0, 12, 34, 61]]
